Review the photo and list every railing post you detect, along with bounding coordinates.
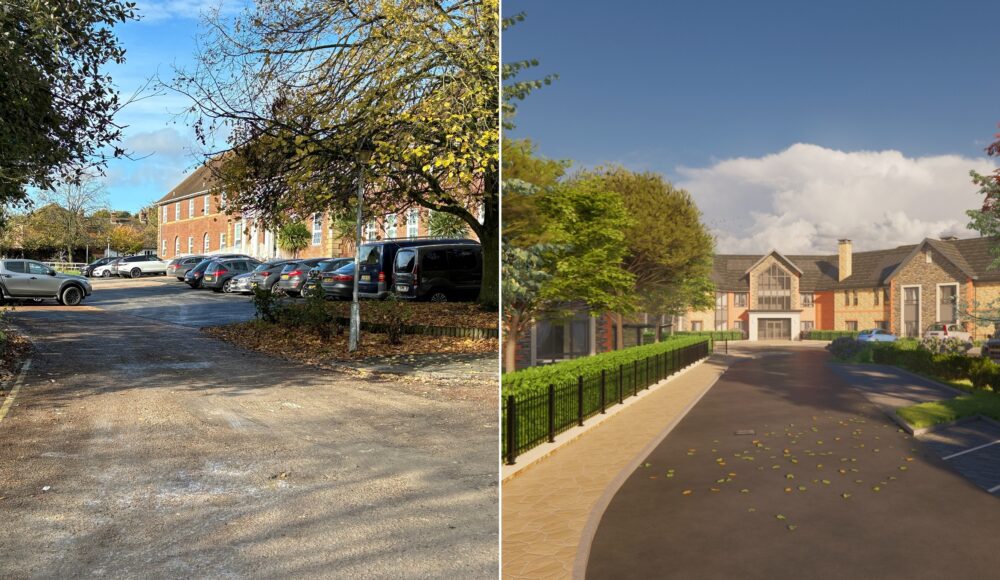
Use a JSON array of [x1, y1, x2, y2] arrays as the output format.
[[577, 375, 584, 426], [600, 369, 607, 413], [633, 360, 638, 397], [547, 385, 556, 443], [505, 395, 517, 465], [618, 364, 624, 404], [645, 357, 651, 389]]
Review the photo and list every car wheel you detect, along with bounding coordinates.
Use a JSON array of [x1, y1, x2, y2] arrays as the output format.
[[222, 279, 234, 293], [130, 268, 142, 279], [176, 277, 185, 281], [61, 286, 83, 306], [429, 290, 449, 303], [101, 270, 111, 278]]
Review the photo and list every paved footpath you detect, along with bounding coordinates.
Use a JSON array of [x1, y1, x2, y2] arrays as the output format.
[[587, 349, 1000, 580], [0, 306, 497, 578], [501, 353, 735, 579]]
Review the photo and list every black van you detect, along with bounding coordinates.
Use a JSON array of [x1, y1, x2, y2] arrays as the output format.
[[392, 242, 482, 302], [358, 238, 476, 299]]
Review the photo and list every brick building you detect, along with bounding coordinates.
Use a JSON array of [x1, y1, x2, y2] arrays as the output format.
[[510, 235, 1000, 372], [157, 163, 463, 262]]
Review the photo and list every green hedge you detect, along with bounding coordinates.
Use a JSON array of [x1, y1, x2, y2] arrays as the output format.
[[670, 330, 744, 341], [871, 343, 1000, 390], [502, 336, 710, 398], [804, 330, 859, 341]]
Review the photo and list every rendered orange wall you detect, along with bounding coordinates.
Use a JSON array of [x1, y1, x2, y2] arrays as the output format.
[[814, 291, 835, 330]]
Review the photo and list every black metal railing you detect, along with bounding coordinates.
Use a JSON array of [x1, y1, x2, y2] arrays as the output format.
[[503, 340, 712, 465]]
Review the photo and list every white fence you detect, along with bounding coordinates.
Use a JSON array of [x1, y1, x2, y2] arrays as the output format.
[[41, 262, 88, 272]]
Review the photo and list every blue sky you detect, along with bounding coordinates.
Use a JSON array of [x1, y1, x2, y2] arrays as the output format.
[[504, 0, 1000, 253], [95, 0, 241, 213]]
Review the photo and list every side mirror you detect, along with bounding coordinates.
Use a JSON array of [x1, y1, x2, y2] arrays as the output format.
[[48, 269, 57, 276]]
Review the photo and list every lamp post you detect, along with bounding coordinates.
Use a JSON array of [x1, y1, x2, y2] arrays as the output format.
[[349, 144, 373, 352]]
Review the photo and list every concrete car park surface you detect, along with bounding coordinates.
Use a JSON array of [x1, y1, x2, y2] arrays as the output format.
[[0, 278, 497, 578], [585, 348, 1000, 580]]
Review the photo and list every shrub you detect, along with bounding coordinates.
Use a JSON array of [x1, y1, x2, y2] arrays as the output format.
[[968, 357, 1000, 391], [919, 337, 971, 355], [827, 336, 868, 361], [252, 285, 281, 323], [502, 336, 710, 397], [381, 294, 408, 345], [804, 330, 859, 341]]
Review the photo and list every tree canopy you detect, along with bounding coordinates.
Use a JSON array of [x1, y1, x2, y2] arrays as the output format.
[[170, 0, 499, 308], [0, 0, 137, 206]]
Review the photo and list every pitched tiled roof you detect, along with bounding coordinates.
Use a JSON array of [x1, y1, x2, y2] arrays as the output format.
[[710, 237, 1000, 291], [155, 159, 222, 205]]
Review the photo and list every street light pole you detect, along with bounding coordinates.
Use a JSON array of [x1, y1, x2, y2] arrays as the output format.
[[349, 146, 372, 352]]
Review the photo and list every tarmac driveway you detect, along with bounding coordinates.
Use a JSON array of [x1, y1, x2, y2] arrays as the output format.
[[587, 348, 1000, 580], [0, 305, 497, 578]]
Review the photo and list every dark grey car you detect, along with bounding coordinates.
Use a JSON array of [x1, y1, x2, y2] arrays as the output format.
[[273, 258, 329, 296], [392, 243, 482, 302], [248, 259, 297, 292], [0, 259, 92, 305], [167, 256, 205, 280]]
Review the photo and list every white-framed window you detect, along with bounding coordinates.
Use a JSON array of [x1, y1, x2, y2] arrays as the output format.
[[175, 202, 180, 220], [734, 292, 748, 308], [203, 195, 209, 214], [846, 320, 859, 331], [203, 233, 210, 252], [734, 320, 746, 336], [163, 205, 168, 222], [188, 198, 195, 217], [233, 220, 242, 249], [715, 321, 727, 331], [311, 213, 322, 246], [187, 236, 193, 254], [384, 213, 397, 239], [365, 221, 377, 242], [800, 293, 814, 307], [220, 232, 227, 250], [937, 283, 959, 323], [407, 208, 419, 238], [801, 321, 814, 332], [162, 239, 167, 256], [691, 321, 703, 331], [174, 236, 180, 255]]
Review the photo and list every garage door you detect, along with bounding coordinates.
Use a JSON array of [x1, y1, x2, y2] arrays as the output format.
[[758, 318, 791, 340]]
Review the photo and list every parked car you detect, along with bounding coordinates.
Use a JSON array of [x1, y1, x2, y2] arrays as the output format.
[[319, 262, 356, 300], [115, 254, 168, 278], [82, 257, 117, 277], [183, 259, 212, 288], [201, 258, 262, 292], [392, 243, 482, 302], [357, 238, 477, 299], [228, 272, 255, 294], [301, 258, 353, 297], [857, 328, 897, 343], [103, 257, 125, 277], [167, 255, 206, 280], [924, 323, 972, 342], [273, 258, 330, 296], [248, 259, 297, 292], [0, 259, 92, 305]]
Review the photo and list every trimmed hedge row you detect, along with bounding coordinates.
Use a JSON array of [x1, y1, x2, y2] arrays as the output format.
[[804, 330, 859, 340], [502, 336, 711, 397], [871, 344, 1000, 390], [670, 330, 744, 341]]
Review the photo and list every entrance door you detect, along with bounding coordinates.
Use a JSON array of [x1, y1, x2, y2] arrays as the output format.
[[903, 287, 920, 338], [758, 318, 791, 340]]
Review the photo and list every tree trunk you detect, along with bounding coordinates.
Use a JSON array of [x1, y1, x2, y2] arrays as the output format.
[[504, 314, 520, 372], [615, 312, 625, 350], [476, 177, 499, 311]]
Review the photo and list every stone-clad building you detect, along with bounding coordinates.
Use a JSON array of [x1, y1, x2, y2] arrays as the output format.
[[157, 162, 447, 262], [509, 235, 1000, 372], [682, 236, 1000, 341]]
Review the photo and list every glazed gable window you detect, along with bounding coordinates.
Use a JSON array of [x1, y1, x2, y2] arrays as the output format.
[[757, 264, 791, 310]]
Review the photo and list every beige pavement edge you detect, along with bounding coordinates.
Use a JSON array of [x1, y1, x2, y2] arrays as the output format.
[[501, 353, 738, 580]]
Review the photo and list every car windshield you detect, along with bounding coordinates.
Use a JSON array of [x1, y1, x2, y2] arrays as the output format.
[[333, 262, 355, 275], [281, 263, 300, 273], [930, 324, 946, 331]]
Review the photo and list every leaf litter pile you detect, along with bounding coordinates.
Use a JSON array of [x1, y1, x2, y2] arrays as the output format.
[[0, 325, 31, 399], [641, 412, 923, 532]]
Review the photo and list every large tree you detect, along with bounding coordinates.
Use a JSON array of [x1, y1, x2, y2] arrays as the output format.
[[570, 167, 716, 345], [170, 0, 499, 309], [32, 176, 108, 262], [0, 0, 137, 205]]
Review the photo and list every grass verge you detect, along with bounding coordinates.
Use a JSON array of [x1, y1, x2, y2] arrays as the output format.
[[897, 392, 1000, 429]]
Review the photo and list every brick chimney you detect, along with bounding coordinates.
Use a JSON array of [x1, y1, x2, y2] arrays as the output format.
[[838, 239, 852, 281]]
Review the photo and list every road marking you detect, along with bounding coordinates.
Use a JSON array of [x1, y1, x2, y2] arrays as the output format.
[[0, 358, 32, 425], [942, 439, 1000, 461]]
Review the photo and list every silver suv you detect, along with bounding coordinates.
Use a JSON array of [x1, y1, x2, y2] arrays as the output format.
[[0, 260, 92, 305]]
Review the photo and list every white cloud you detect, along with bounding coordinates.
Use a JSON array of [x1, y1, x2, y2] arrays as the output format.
[[125, 127, 193, 159], [676, 143, 997, 255]]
